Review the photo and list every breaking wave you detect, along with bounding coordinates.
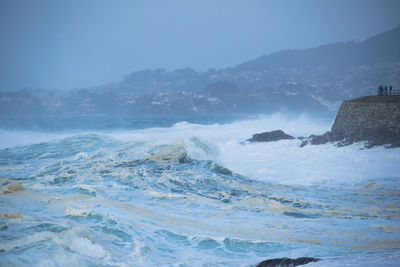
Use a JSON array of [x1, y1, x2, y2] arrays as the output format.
[[1, 114, 399, 266]]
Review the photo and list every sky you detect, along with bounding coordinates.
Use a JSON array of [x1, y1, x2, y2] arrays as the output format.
[[0, 0, 400, 91]]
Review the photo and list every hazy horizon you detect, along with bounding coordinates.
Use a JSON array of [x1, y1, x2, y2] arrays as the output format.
[[1, 0, 400, 91]]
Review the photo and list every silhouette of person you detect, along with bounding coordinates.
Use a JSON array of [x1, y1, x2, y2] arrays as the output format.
[[379, 85, 383, 96], [385, 85, 388, 96], [390, 85, 392, 95]]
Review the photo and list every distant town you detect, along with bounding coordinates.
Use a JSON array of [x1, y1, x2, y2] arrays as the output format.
[[1, 26, 399, 116]]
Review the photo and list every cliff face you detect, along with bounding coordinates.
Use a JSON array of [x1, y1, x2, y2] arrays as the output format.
[[330, 96, 400, 147]]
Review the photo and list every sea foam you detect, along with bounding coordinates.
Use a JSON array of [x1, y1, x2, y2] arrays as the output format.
[[2, 113, 399, 186]]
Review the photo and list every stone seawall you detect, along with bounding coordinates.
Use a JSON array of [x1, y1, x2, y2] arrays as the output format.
[[331, 97, 400, 146], [301, 96, 400, 148]]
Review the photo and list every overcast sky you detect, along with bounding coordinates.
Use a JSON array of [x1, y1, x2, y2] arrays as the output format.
[[1, 0, 400, 90]]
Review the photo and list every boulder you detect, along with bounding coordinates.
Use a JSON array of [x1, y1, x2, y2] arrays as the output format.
[[300, 131, 332, 147], [257, 257, 320, 267], [247, 130, 295, 143]]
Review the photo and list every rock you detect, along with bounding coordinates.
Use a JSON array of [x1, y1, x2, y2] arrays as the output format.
[[330, 96, 400, 147], [300, 131, 332, 147], [247, 130, 295, 142], [301, 96, 400, 148], [257, 257, 320, 267]]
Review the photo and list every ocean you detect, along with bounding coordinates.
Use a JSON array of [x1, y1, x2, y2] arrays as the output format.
[[0, 114, 399, 266]]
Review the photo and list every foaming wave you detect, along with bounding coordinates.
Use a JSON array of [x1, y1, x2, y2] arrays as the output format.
[[0, 129, 72, 149], [103, 113, 399, 186], [1, 113, 400, 266], [2, 113, 399, 186], [0, 113, 327, 149], [217, 139, 400, 185], [104, 113, 331, 144]]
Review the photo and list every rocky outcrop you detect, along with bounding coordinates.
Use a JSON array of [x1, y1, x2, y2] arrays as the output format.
[[256, 257, 320, 267], [301, 96, 400, 148], [247, 130, 295, 142], [299, 131, 333, 147]]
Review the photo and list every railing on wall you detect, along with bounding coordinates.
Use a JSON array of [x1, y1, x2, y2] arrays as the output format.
[[377, 89, 400, 96]]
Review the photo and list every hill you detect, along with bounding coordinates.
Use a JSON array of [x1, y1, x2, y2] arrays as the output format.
[[1, 27, 400, 116], [237, 27, 400, 70]]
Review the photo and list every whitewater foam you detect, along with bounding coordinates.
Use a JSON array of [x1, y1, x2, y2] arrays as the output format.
[[103, 114, 399, 186], [2, 113, 399, 186], [1, 113, 400, 266]]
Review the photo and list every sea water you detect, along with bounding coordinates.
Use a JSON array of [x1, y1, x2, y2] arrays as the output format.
[[0, 114, 399, 266]]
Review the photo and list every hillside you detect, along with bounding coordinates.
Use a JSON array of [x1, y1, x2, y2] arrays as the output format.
[[237, 26, 400, 70], [1, 27, 400, 116], [101, 26, 400, 103]]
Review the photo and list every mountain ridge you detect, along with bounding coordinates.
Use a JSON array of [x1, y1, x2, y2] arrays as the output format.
[[236, 26, 400, 70], [1, 26, 399, 116]]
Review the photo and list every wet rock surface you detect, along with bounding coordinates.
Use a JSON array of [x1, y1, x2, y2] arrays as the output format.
[[256, 257, 320, 267], [247, 130, 295, 142], [301, 96, 400, 148], [299, 131, 332, 147]]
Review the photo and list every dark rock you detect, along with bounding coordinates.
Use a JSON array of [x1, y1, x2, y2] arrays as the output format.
[[309, 131, 332, 145], [330, 96, 400, 148], [299, 141, 308, 147], [301, 96, 400, 148], [247, 130, 295, 143], [300, 131, 332, 147], [257, 257, 320, 267], [336, 140, 353, 147]]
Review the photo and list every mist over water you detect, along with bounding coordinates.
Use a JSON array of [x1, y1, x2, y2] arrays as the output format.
[[1, 114, 399, 266]]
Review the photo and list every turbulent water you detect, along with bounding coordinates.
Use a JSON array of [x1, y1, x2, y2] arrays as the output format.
[[1, 114, 400, 266]]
